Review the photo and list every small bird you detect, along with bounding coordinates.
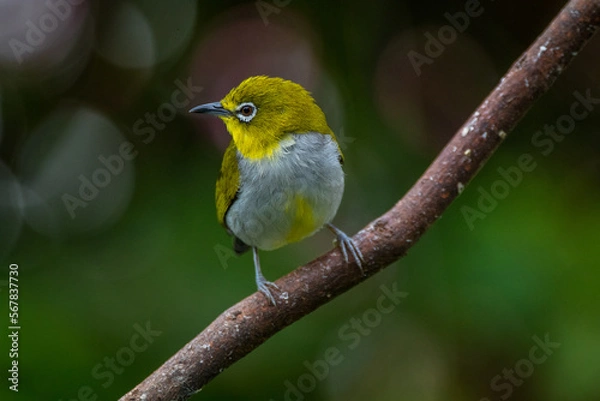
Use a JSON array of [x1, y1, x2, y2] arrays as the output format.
[[190, 76, 363, 304]]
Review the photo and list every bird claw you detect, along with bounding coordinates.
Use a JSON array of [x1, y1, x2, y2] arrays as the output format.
[[337, 233, 365, 272], [257, 277, 280, 305], [328, 224, 364, 272], [253, 246, 280, 305]]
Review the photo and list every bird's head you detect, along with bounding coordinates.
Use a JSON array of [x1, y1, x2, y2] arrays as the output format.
[[190, 76, 334, 160]]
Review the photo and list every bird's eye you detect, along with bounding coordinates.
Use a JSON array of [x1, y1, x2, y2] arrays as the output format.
[[236, 102, 257, 122], [241, 105, 253, 116]]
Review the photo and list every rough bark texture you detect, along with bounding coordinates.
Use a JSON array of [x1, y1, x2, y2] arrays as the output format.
[[121, 1, 600, 399]]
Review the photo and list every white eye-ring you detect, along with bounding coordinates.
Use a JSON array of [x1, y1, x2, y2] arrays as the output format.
[[236, 102, 257, 122]]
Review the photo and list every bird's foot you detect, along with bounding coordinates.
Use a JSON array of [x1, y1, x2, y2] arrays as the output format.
[[327, 224, 364, 272], [256, 276, 280, 305], [253, 246, 280, 305]]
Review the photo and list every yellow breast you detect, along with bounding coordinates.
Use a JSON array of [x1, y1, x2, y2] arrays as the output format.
[[285, 195, 318, 244]]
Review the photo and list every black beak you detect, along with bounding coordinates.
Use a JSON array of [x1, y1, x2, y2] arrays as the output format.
[[189, 102, 232, 117]]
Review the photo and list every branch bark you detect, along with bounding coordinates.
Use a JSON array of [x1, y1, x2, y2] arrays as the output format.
[[122, 1, 600, 399]]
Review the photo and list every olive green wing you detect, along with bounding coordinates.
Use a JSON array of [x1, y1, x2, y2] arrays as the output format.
[[215, 141, 240, 227]]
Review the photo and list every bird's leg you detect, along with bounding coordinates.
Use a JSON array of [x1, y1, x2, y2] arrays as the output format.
[[253, 247, 279, 305], [326, 223, 364, 272]]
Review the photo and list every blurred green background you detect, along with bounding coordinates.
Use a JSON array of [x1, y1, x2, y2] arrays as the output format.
[[1, 0, 599, 400]]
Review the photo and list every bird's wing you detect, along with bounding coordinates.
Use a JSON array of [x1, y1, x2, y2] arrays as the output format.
[[215, 141, 240, 227]]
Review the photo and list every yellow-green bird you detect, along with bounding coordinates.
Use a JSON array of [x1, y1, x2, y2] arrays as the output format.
[[190, 76, 363, 304]]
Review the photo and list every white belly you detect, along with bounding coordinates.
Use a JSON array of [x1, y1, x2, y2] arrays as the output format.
[[225, 133, 345, 251]]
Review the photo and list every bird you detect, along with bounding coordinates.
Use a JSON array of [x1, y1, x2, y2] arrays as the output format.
[[189, 76, 363, 304]]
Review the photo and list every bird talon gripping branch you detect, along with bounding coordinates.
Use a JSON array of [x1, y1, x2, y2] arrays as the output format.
[[327, 223, 364, 272], [190, 76, 360, 304]]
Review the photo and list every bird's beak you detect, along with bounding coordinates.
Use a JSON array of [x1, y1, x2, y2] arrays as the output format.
[[189, 102, 232, 117]]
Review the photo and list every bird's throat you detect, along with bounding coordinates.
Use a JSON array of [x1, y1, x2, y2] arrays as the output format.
[[233, 132, 294, 160]]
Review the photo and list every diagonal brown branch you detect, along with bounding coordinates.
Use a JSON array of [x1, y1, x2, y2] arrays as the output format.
[[121, 0, 600, 399]]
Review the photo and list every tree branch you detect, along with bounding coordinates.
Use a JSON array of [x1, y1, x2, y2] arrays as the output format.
[[121, 1, 600, 399]]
